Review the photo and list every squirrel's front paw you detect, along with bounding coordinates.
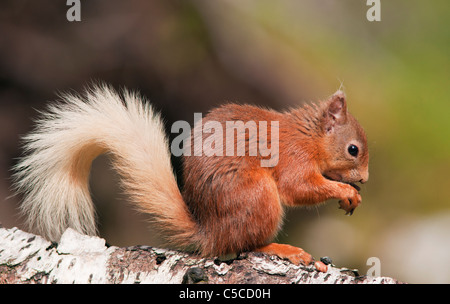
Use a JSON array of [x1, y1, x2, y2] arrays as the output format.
[[338, 185, 361, 215]]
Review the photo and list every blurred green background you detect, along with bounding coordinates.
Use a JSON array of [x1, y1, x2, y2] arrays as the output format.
[[0, 0, 449, 283]]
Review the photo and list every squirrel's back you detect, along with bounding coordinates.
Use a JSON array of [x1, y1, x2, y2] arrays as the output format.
[[182, 104, 284, 255]]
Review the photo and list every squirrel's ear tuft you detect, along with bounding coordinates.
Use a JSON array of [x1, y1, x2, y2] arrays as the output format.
[[322, 91, 348, 133]]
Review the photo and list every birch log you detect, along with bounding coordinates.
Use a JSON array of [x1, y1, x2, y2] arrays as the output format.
[[0, 225, 400, 284]]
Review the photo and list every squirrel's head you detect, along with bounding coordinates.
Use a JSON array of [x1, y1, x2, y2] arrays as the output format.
[[319, 91, 369, 186]]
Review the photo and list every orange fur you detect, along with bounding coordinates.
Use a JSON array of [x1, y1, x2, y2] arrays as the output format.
[[183, 91, 368, 260]]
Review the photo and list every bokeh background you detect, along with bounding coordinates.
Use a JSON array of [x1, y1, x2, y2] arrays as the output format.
[[1, 0, 449, 283]]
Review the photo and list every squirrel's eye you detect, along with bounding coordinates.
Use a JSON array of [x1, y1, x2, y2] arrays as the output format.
[[348, 144, 359, 157]]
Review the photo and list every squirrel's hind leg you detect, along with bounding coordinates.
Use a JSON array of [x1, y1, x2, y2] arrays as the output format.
[[255, 243, 313, 266], [255, 243, 328, 272]]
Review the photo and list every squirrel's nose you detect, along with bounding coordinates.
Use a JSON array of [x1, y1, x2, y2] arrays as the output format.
[[359, 171, 369, 184]]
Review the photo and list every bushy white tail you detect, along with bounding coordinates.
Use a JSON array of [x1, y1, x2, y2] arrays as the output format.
[[13, 85, 197, 246]]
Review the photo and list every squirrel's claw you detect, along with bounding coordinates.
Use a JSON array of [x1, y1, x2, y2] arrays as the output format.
[[338, 196, 360, 216], [345, 199, 355, 215], [345, 208, 355, 216]]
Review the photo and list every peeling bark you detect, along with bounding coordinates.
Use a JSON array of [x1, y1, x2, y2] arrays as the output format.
[[0, 226, 400, 284]]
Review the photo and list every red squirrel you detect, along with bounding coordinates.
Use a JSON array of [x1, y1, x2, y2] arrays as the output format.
[[13, 85, 368, 269]]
